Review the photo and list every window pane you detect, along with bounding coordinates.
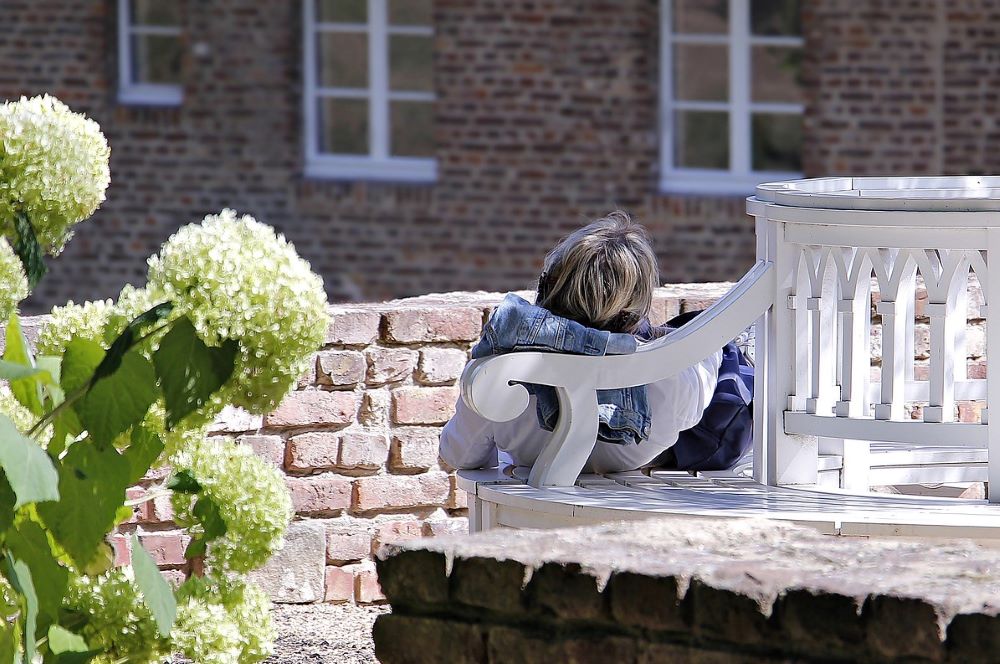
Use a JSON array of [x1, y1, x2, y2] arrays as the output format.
[[391, 101, 434, 157], [317, 0, 366, 23], [130, 0, 179, 26], [751, 0, 801, 36], [389, 35, 433, 92], [752, 113, 801, 171], [674, 111, 729, 169], [389, 0, 432, 26], [319, 97, 369, 155], [317, 33, 368, 88], [131, 35, 182, 84], [673, 44, 727, 102], [672, 0, 727, 34], [752, 46, 803, 103]]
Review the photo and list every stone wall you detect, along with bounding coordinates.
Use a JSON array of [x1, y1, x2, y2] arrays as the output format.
[[374, 518, 1000, 663]]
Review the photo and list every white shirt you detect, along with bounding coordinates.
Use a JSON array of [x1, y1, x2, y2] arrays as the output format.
[[439, 348, 722, 474]]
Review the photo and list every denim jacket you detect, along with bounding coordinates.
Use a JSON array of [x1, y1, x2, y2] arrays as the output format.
[[470, 293, 656, 445]]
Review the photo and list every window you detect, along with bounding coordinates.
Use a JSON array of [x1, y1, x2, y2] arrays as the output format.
[[303, 0, 436, 182], [117, 0, 183, 105], [661, 0, 803, 194]]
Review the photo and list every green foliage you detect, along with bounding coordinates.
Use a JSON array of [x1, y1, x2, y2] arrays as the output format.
[[154, 316, 237, 429], [131, 533, 177, 638], [0, 96, 327, 663]]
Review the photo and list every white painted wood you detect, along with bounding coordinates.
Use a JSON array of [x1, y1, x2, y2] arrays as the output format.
[[784, 411, 987, 446], [117, 0, 183, 106], [988, 228, 1000, 502]]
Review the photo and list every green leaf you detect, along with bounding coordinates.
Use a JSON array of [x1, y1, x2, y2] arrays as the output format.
[[153, 317, 237, 429], [130, 533, 176, 637], [12, 211, 46, 290], [185, 496, 227, 559], [122, 426, 164, 486], [95, 302, 173, 383], [59, 340, 103, 398], [72, 348, 157, 448], [80, 541, 113, 576], [5, 554, 37, 663], [165, 470, 200, 494], [5, 519, 67, 631], [0, 360, 44, 383], [47, 625, 88, 655], [0, 475, 14, 533], [0, 622, 17, 664], [0, 415, 58, 508], [37, 442, 130, 570], [4, 315, 43, 416]]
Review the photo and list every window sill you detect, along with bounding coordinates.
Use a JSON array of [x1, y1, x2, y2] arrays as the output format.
[[304, 156, 437, 183], [660, 171, 802, 197], [118, 85, 183, 107]]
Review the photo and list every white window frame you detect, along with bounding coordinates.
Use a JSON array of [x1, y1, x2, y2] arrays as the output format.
[[117, 0, 183, 106], [660, 0, 803, 195], [303, 0, 437, 182]]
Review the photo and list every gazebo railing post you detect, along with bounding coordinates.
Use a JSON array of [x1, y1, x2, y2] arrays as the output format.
[[988, 231, 1000, 502]]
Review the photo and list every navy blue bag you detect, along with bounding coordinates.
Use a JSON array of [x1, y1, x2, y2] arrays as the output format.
[[660, 311, 754, 472]]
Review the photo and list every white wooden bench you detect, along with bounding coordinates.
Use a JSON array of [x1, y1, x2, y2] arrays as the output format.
[[457, 176, 1000, 539]]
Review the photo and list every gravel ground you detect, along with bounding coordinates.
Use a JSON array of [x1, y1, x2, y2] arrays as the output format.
[[265, 603, 389, 663]]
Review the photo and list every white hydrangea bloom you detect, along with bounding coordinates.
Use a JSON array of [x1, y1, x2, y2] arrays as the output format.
[[0, 95, 110, 253], [0, 238, 27, 324], [173, 576, 275, 664], [146, 209, 329, 413], [63, 570, 169, 664], [170, 436, 292, 573], [36, 298, 113, 357]]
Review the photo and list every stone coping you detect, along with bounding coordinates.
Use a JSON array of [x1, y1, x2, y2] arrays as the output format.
[[375, 517, 1000, 662]]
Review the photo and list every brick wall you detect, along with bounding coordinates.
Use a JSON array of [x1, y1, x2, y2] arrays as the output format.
[[0, 0, 756, 312], [374, 518, 1000, 662]]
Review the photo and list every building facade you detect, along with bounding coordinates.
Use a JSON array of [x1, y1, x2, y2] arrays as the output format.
[[0, 1, 992, 309]]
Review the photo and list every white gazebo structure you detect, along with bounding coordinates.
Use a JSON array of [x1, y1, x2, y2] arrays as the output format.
[[456, 177, 1000, 538]]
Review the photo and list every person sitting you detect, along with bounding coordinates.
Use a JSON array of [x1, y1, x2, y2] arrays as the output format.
[[439, 211, 723, 474]]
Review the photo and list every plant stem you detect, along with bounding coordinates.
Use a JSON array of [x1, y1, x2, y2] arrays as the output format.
[[26, 383, 86, 438]]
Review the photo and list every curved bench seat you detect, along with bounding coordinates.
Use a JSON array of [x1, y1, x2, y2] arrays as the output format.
[[457, 467, 1000, 540]]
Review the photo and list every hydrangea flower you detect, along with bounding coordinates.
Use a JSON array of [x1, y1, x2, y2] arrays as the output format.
[[36, 298, 113, 357], [63, 570, 168, 664], [145, 209, 328, 413], [0, 238, 27, 324], [0, 95, 110, 253], [173, 576, 274, 664], [170, 435, 292, 573]]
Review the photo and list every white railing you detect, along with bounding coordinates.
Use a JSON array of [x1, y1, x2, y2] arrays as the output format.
[[750, 176, 1000, 500]]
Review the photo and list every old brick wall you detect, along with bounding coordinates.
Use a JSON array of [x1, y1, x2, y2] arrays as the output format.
[[0, 0, 754, 313], [374, 518, 1000, 663]]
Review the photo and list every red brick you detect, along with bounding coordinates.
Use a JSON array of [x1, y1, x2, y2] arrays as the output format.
[[238, 434, 286, 468], [110, 534, 131, 567], [353, 472, 451, 512], [125, 487, 151, 524], [160, 569, 188, 588], [287, 475, 353, 515], [366, 348, 418, 385], [389, 428, 441, 472], [317, 350, 366, 386], [447, 474, 468, 510], [326, 527, 372, 563], [325, 566, 355, 603], [326, 310, 380, 346], [265, 390, 358, 428], [138, 532, 189, 567], [383, 308, 483, 343], [355, 562, 386, 604], [338, 432, 389, 470], [423, 517, 469, 537], [150, 494, 174, 523], [416, 348, 467, 385], [286, 432, 340, 471], [392, 387, 459, 425], [373, 520, 425, 551], [360, 390, 391, 427]]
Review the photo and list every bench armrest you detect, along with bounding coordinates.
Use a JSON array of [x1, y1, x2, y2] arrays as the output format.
[[460, 261, 776, 487]]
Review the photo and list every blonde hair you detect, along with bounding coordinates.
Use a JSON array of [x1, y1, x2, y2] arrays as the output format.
[[537, 211, 659, 332]]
